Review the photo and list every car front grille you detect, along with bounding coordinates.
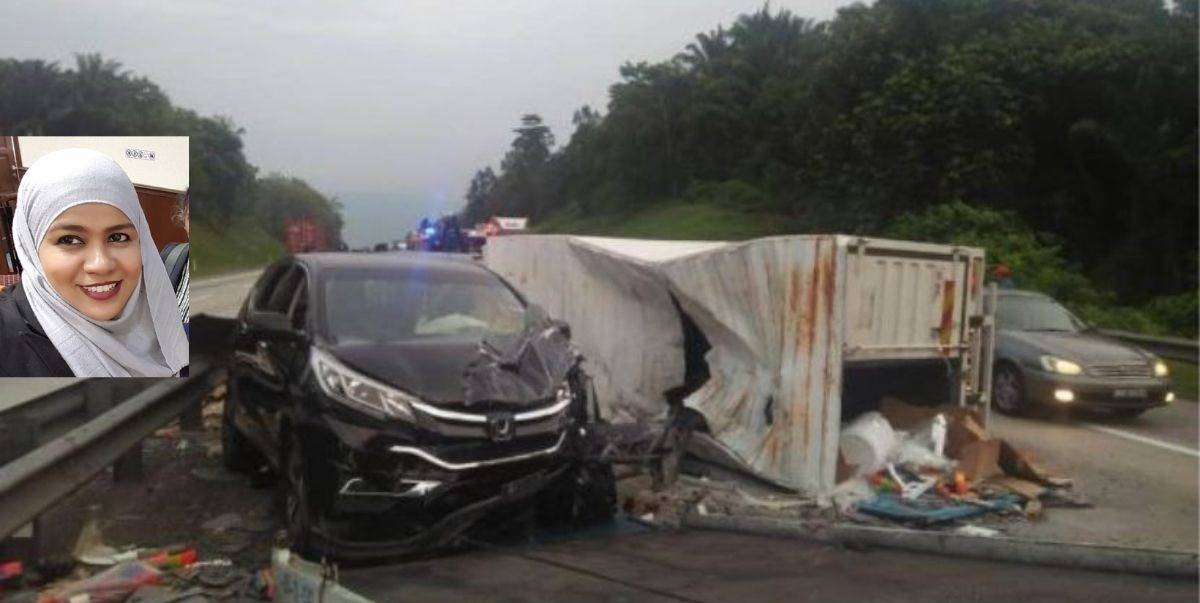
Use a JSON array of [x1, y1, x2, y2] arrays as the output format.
[[1088, 363, 1152, 379]]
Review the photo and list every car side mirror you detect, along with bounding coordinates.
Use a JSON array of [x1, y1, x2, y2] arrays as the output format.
[[247, 311, 301, 340]]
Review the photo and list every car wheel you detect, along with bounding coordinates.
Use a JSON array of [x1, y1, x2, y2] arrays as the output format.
[[222, 381, 260, 473], [282, 431, 317, 557], [993, 364, 1028, 416]]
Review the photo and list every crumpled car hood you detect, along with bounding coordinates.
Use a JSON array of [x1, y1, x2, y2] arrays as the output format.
[[461, 318, 577, 407]]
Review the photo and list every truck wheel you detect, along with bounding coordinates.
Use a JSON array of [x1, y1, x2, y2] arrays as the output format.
[[993, 364, 1028, 416], [221, 382, 260, 473]]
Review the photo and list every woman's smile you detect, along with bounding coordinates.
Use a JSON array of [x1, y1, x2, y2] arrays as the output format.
[[79, 280, 122, 300]]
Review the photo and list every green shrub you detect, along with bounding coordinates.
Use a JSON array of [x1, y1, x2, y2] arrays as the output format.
[[682, 180, 774, 213], [1144, 293, 1199, 339]]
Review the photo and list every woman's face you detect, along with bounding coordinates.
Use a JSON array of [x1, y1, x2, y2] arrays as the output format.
[[37, 203, 142, 321]]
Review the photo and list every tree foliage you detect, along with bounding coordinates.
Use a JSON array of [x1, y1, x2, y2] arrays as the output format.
[[462, 0, 1197, 308]]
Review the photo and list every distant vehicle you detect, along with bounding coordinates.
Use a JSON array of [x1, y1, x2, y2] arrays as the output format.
[[484, 216, 529, 236], [372, 242, 388, 252], [284, 217, 330, 253], [224, 253, 615, 558], [992, 289, 1173, 418], [414, 216, 469, 253]]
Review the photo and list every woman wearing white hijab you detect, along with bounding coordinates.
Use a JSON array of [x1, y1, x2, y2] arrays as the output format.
[[0, 148, 188, 377]]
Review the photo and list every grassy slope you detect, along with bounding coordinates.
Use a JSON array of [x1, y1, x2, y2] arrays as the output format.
[[535, 201, 802, 240], [190, 215, 285, 278]]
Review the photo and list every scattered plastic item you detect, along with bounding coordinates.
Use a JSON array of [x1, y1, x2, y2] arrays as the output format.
[[697, 503, 709, 516], [78, 546, 139, 567], [41, 561, 161, 603], [954, 525, 1000, 538], [831, 477, 876, 513], [1, 559, 23, 582], [840, 412, 898, 476], [954, 471, 969, 495], [856, 493, 1022, 525], [143, 547, 196, 570], [273, 548, 372, 603]]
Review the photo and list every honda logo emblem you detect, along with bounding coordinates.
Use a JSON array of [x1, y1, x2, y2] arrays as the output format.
[[487, 413, 515, 442]]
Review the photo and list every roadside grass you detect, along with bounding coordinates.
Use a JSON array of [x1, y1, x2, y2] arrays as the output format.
[[190, 215, 285, 278], [1164, 359, 1198, 402], [535, 201, 802, 241]]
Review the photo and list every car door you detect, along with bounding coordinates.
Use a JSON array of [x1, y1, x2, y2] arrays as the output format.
[[233, 262, 301, 468]]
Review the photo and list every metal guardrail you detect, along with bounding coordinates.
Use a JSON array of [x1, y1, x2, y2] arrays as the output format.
[[0, 363, 217, 541], [1097, 329, 1199, 364]]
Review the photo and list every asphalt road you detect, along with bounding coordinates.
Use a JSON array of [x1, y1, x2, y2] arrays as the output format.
[[190, 269, 263, 318], [340, 528, 1196, 602], [989, 400, 1198, 551]]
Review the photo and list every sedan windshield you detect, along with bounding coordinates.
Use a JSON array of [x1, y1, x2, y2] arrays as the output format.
[[322, 269, 526, 344], [996, 296, 1084, 332]]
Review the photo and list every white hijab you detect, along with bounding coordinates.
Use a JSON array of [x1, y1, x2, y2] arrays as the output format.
[[13, 148, 189, 377]]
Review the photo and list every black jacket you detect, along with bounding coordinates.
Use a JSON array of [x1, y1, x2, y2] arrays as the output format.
[[0, 282, 74, 377]]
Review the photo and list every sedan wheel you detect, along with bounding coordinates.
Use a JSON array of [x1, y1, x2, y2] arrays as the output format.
[[993, 365, 1027, 416]]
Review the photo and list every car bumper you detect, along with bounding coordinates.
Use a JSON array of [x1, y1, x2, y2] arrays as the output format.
[[292, 397, 584, 556], [1023, 371, 1173, 410], [311, 464, 568, 559]]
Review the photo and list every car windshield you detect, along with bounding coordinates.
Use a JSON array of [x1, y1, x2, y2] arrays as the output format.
[[996, 296, 1085, 332], [321, 268, 526, 344]]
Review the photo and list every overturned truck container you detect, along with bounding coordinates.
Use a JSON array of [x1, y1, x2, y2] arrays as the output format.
[[484, 235, 994, 495]]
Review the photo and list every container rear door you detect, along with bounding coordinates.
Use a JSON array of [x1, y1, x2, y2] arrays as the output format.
[[842, 237, 983, 362]]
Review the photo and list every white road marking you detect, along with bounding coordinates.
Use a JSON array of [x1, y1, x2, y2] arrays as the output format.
[[1086, 424, 1200, 458]]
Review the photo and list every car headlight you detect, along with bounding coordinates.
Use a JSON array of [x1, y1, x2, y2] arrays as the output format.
[[1154, 360, 1169, 378], [310, 348, 416, 421], [1039, 355, 1083, 375]]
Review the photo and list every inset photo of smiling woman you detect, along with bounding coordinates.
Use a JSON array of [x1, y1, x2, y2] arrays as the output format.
[[0, 137, 189, 377]]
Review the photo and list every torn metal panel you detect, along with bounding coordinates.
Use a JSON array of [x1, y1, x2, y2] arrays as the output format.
[[484, 235, 986, 495], [462, 314, 576, 405]]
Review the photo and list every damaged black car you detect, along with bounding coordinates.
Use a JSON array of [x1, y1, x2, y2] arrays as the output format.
[[222, 253, 615, 558]]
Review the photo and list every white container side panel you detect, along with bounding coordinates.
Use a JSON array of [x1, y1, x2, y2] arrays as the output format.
[[842, 238, 984, 362]]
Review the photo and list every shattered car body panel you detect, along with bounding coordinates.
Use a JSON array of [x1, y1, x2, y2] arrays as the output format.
[[225, 253, 607, 558], [484, 235, 990, 495]]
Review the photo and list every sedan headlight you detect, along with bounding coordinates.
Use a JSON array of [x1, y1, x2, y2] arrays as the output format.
[[1154, 360, 1169, 378], [1039, 355, 1083, 375], [310, 348, 416, 421]]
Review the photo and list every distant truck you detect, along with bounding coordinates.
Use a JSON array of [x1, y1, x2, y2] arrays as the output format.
[[283, 216, 330, 253]]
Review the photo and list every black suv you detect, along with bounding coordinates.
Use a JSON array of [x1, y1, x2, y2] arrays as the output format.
[[223, 252, 614, 558]]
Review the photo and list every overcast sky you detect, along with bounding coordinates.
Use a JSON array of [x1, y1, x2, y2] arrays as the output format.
[[2, 0, 857, 245]]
